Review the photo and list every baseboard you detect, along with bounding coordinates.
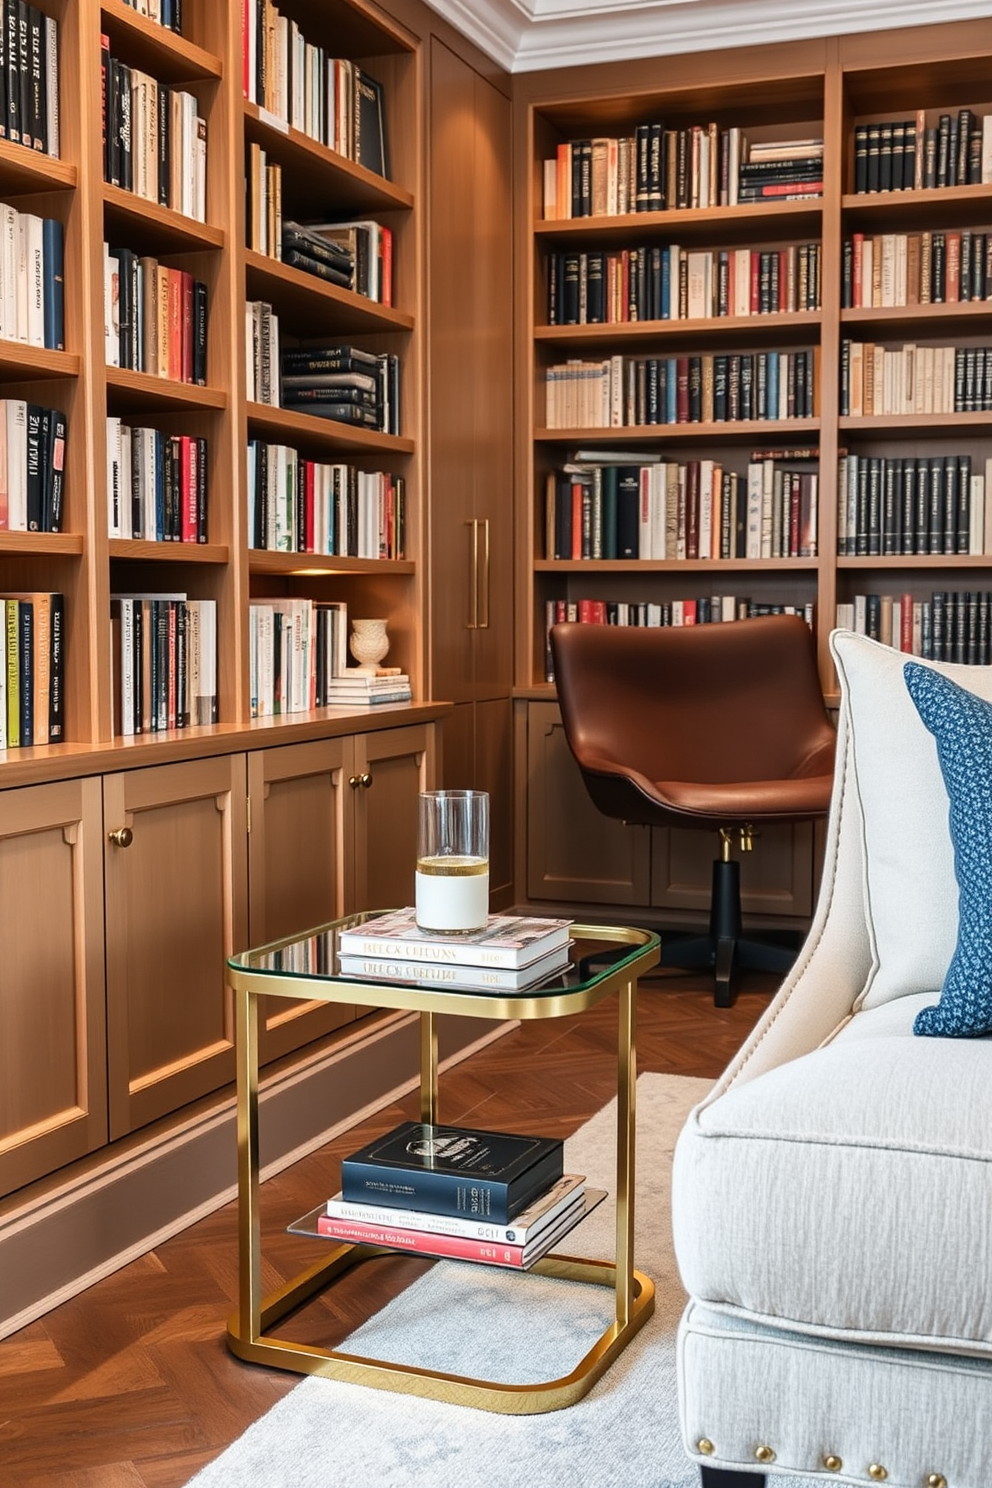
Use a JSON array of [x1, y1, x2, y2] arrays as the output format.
[[0, 1010, 507, 1341]]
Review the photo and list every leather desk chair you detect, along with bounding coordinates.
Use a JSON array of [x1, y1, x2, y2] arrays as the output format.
[[549, 615, 835, 1005]]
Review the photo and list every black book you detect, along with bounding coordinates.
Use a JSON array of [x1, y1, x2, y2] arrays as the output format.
[[855, 459, 869, 555], [353, 67, 388, 178], [739, 355, 753, 421], [281, 345, 379, 374], [942, 454, 958, 555], [48, 590, 63, 739], [635, 123, 651, 211], [841, 237, 853, 308], [283, 385, 377, 408], [968, 117, 983, 185], [616, 466, 640, 556], [5, 0, 17, 144], [283, 223, 354, 273], [866, 122, 881, 192], [648, 121, 664, 209], [713, 354, 728, 422], [196, 435, 207, 541], [901, 458, 916, 556], [576, 139, 592, 216], [901, 118, 916, 189], [16, 0, 29, 149], [932, 232, 946, 303], [946, 114, 960, 187], [157, 80, 170, 207], [17, 597, 32, 745], [192, 280, 207, 385], [955, 109, 974, 187], [342, 1121, 564, 1224], [979, 592, 991, 666], [923, 126, 938, 189], [42, 214, 63, 351], [914, 458, 929, 554], [960, 231, 974, 302], [936, 114, 951, 187], [956, 454, 971, 556], [932, 592, 948, 661], [878, 122, 893, 192], [0, 0, 7, 143], [254, 440, 268, 548], [882, 459, 897, 555], [561, 252, 580, 324], [866, 457, 881, 555], [288, 401, 380, 426], [928, 457, 945, 555], [24, 402, 42, 530], [586, 250, 605, 323], [27, 3, 41, 151], [281, 248, 353, 289], [854, 124, 868, 193]]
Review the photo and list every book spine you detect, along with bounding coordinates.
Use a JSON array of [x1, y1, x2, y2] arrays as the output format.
[[315, 1215, 532, 1268], [341, 1151, 558, 1224]]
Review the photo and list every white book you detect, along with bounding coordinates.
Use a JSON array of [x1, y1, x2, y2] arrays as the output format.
[[985, 457, 992, 555], [104, 243, 120, 367], [982, 114, 992, 185], [650, 463, 667, 560], [14, 212, 29, 343], [733, 248, 750, 316], [326, 1174, 587, 1245], [273, 444, 289, 549], [119, 597, 135, 735], [968, 474, 983, 555], [195, 117, 207, 223], [245, 303, 256, 401], [119, 423, 132, 539], [686, 251, 711, 319], [340, 910, 572, 970], [745, 462, 763, 559], [24, 214, 44, 348], [106, 415, 122, 537], [1, 204, 16, 341], [698, 459, 714, 558], [183, 92, 198, 218], [6, 399, 27, 531], [45, 14, 59, 159]]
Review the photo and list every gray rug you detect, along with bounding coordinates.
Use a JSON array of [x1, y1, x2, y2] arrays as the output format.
[[188, 1074, 806, 1487]]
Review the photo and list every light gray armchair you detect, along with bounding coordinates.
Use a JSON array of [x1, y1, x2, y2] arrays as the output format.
[[672, 629, 992, 1488]]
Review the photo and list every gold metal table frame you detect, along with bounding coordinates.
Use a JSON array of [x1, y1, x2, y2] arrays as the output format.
[[226, 917, 660, 1414]]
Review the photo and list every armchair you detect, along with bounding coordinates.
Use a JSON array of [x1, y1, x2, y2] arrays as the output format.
[[672, 629, 992, 1488]]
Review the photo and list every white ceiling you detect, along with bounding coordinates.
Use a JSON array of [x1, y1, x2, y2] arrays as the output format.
[[427, 0, 992, 73]]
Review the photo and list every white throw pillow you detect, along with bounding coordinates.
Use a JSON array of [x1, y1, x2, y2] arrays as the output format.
[[830, 630, 992, 1008]]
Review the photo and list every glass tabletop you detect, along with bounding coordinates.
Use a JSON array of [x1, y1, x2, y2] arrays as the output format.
[[228, 909, 660, 1009]]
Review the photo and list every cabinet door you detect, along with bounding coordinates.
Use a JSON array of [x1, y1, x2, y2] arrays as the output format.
[[650, 823, 815, 920], [247, 739, 356, 1063], [104, 756, 248, 1138], [525, 702, 651, 906], [0, 778, 107, 1198], [352, 724, 435, 914]]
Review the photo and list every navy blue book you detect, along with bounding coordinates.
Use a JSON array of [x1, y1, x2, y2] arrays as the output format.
[[342, 1121, 564, 1223]]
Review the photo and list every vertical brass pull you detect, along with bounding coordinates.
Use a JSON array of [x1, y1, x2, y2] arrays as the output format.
[[478, 518, 490, 629], [467, 519, 479, 629]]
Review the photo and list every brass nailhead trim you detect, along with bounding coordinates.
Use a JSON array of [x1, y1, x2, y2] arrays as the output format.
[[755, 1445, 776, 1464], [823, 1456, 843, 1472], [868, 1467, 888, 1482], [926, 1477, 947, 1488], [697, 1439, 715, 1457]]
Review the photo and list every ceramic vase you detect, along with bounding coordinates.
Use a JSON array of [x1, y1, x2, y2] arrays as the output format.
[[349, 617, 390, 671]]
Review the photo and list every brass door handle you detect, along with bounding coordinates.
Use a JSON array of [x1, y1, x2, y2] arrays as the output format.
[[108, 826, 133, 848], [348, 773, 373, 789], [478, 517, 490, 630], [467, 520, 479, 629]]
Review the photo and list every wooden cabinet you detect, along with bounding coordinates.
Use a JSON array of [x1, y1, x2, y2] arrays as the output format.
[[352, 722, 435, 912], [103, 755, 248, 1138], [519, 699, 813, 924], [0, 778, 107, 1195]]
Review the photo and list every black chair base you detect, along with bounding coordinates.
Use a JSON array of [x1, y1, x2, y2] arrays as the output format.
[[660, 856, 801, 1007], [700, 1468, 766, 1487]]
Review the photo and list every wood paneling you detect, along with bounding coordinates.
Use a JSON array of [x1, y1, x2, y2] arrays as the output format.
[[352, 722, 435, 912]]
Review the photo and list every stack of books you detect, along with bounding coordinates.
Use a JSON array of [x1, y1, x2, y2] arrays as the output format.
[[316, 1120, 590, 1271], [737, 137, 823, 202], [324, 668, 411, 705], [337, 910, 573, 991], [279, 344, 401, 434]]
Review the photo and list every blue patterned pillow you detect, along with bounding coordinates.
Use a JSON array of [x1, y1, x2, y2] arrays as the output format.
[[904, 661, 992, 1037]]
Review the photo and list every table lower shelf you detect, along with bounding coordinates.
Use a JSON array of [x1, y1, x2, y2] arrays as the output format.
[[227, 1240, 655, 1413]]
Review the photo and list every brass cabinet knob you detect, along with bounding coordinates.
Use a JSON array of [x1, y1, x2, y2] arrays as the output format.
[[348, 773, 373, 789], [108, 826, 133, 848]]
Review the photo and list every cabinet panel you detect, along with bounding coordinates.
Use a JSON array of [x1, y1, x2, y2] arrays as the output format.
[[104, 757, 248, 1138], [353, 724, 435, 913], [248, 739, 356, 1064], [650, 823, 815, 919], [439, 700, 514, 907], [525, 701, 650, 905], [0, 778, 107, 1197]]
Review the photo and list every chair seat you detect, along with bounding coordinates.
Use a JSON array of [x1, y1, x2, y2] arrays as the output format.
[[672, 992, 992, 1357], [643, 773, 834, 824]]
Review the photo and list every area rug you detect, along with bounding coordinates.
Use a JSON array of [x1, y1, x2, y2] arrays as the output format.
[[188, 1074, 806, 1488]]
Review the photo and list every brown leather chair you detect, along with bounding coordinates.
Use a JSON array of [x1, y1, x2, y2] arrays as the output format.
[[550, 615, 836, 1006]]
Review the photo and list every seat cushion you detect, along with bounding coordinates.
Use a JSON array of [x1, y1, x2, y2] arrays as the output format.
[[830, 631, 992, 1011], [671, 996, 992, 1356]]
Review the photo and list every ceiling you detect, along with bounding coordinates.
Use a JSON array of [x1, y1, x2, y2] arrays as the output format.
[[425, 0, 992, 73]]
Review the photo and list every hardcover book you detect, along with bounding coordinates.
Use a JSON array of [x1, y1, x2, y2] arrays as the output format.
[[325, 1173, 588, 1246], [336, 943, 572, 992], [341, 1120, 565, 1222], [338, 909, 572, 969]]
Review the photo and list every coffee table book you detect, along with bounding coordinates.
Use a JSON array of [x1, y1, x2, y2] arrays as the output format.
[[337, 910, 573, 969], [341, 1121, 564, 1222], [326, 1171, 586, 1243], [336, 943, 572, 991]]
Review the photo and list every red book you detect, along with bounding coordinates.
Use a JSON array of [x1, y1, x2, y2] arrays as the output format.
[[180, 436, 197, 542], [946, 232, 961, 304], [749, 251, 760, 314], [317, 1215, 549, 1269], [180, 271, 194, 382], [167, 269, 183, 382], [788, 472, 801, 558], [682, 598, 698, 625], [851, 233, 864, 308], [380, 226, 393, 306], [578, 598, 596, 622], [901, 592, 914, 653], [676, 357, 690, 422], [571, 480, 583, 559]]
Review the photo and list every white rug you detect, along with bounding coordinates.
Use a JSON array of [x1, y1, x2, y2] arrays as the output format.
[[188, 1075, 806, 1488]]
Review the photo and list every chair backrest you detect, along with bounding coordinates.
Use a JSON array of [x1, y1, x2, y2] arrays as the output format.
[[550, 615, 835, 791]]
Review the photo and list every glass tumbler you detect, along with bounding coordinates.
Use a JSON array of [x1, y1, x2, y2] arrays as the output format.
[[415, 790, 490, 934]]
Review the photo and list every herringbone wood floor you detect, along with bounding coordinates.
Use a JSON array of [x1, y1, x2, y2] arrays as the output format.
[[0, 966, 775, 1487]]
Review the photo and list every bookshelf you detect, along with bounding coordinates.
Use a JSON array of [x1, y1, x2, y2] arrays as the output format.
[[511, 19, 992, 919]]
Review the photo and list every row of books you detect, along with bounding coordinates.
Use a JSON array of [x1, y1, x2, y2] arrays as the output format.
[[0, 400, 65, 533], [0, 590, 63, 746], [247, 442, 404, 559], [110, 595, 217, 735], [338, 911, 573, 988], [546, 453, 817, 563], [543, 596, 814, 677], [242, 1, 389, 179], [245, 300, 278, 404], [250, 596, 393, 716], [836, 453, 992, 559], [245, 143, 281, 258], [0, 205, 62, 349], [544, 349, 818, 429], [839, 341, 992, 417], [106, 422, 208, 544], [118, 0, 182, 35], [842, 230, 992, 310], [852, 111, 992, 195], [837, 591, 992, 666], [546, 242, 821, 327], [100, 44, 207, 222], [278, 218, 393, 305], [542, 127, 822, 219], [280, 343, 401, 434], [104, 247, 208, 385], [0, 1, 59, 158]]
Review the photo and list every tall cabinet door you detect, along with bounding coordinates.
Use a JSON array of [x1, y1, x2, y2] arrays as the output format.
[[247, 739, 356, 1064], [0, 778, 107, 1198], [352, 723, 435, 915], [103, 757, 248, 1138]]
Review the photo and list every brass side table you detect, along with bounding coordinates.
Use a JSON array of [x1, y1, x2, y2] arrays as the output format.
[[226, 915, 660, 1414]]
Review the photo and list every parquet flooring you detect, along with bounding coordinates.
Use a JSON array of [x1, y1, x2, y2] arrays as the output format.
[[0, 965, 776, 1487]]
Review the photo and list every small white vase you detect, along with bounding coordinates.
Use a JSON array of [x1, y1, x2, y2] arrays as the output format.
[[349, 617, 390, 671]]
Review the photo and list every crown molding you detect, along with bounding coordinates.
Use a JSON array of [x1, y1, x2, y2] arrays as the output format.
[[425, 0, 992, 73]]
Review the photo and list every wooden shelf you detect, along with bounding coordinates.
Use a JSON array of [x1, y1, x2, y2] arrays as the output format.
[[839, 412, 992, 434], [0, 138, 76, 193], [99, 0, 224, 83], [247, 401, 414, 456], [244, 251, 414, 336], [534, 199, 824, 246], [248, 550, 414, 575], [243, 102, 415, 216], [535, 419, 821, 444], [838, 553, 992, 569], [109, 539, 230, 563], [535, 557, 819, 573], [105, 368, 228, 413], [0, 343, 81, 379], [103, 185, 225, 254], [841, 302, 992, 329], [841, 183, 992, 230], [536, 311, 822, 349], [0, 531, 83, 556]]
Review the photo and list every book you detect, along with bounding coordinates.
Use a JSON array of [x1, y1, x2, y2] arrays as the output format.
[[324, 1172, 588, 1245], [340, 1120, 565, 1223], [314, 1201, 583, 1269], [338, 909, 573, 969], [336, 943, 572, 992]]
